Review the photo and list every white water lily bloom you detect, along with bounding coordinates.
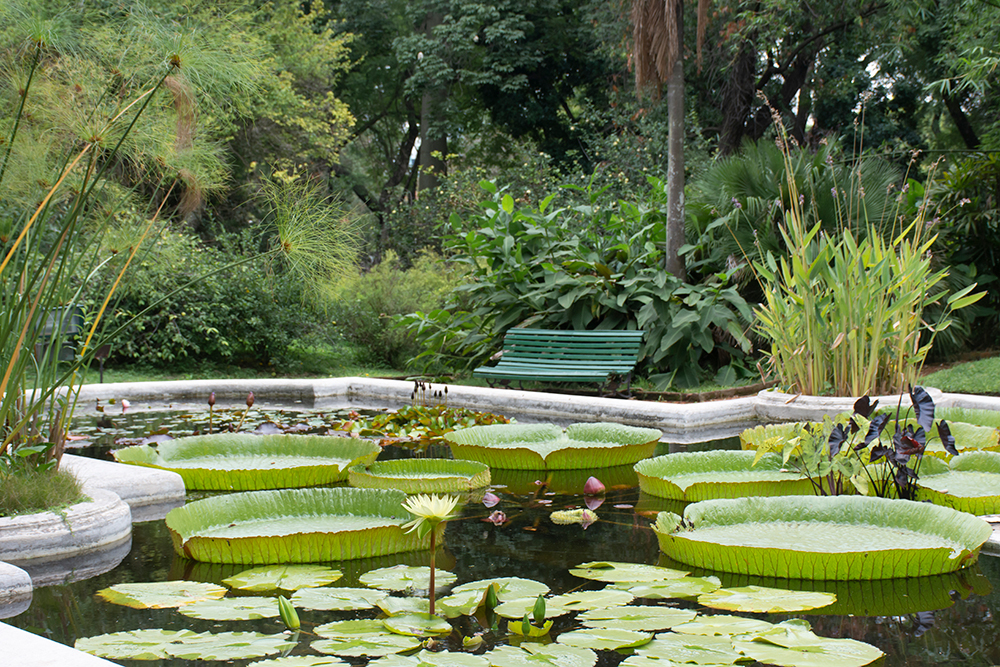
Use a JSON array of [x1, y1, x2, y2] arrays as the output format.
[[401, 494, 461, 538]]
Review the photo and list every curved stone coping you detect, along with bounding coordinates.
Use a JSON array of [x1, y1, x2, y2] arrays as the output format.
[[0, 489, 131, 564], [0, 562, 31, 620], [63, 454, 185, 522]]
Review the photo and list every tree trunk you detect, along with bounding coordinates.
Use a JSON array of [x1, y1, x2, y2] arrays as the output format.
[[664, 0, 686, 281], [417, 11, 447, 193]]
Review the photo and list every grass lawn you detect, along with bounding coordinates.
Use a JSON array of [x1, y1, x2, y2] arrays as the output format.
[[921, 355, 1000, 395]]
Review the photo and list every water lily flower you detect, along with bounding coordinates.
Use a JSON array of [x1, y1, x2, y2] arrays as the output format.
[[486, 510, 506, 526], [401, 494, 460, 539], [583, 476, 605, 495], [121, 399, 131, 414], [482, 491, 501, 508]]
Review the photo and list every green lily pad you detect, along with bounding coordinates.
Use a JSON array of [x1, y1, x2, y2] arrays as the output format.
[[348, 458, 491, 493], [223, 565, 343, 592], [444, 422, 661, 470], [113, 433, 380, 490], [917, 451, 1000, 514], [291, 586, 387, 611], [632, 632, 744, 665], [612, 576, 722, 600], [382, 613, 453, 637], [248, 657, 349, 666], [164, 631, 296, 660], [166, 487, 441, 564], [495, 589, 633, 619], [178, 597, 280, 620], [653, 495, 993, 579], [360, 565, 457, 592], [315, 619, 391, 638], [378, 596, 431, 616], [570, 561, 689, 583], [733, 619, 883, 667], [487, 644, 597, 667], [556, 628, 653, 650], [671, 615, 774, 636], [311, 634, 423, 657], [368, 651, 491, 666], [698, 585, 836, 613], [635, 450, 814, 501], [450, 577, 550, 601], [96, 581, 228, 609], [578, 606, 697, 631], [75, 629, 202, 660]]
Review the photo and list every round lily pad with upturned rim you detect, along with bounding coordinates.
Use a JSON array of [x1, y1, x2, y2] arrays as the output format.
[[635, 450, 814, 501], [113, 433, 381, 490], [916, 451, 1000, 515], [348, 458, 490, 493], [443, 423, 661, 470], [165, 487, 441, 564], [652, 495, 993, 580]]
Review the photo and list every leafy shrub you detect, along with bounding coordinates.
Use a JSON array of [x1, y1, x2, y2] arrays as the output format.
[[399, 179, 754, 388], [88, 231, 320, 367], [329, 251, 457, 368]]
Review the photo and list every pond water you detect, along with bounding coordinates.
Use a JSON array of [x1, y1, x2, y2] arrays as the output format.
[[6, 405, 1000, 666]]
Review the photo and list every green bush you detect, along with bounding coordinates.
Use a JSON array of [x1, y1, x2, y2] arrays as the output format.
[[329, 251, 456, 368], [399, 179, 754, 388], [88, 231, 320, 367]]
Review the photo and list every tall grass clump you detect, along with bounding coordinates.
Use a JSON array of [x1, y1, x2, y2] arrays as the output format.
[[752, 132, 983, 396]]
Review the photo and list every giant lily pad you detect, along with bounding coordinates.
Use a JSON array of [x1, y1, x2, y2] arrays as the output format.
[[348, 459, 490, 493], [916, 451, 1000, 514], [635, 450, 813, 501], [443, 423, 661, 470], [652, 495, 993, 580], [113, 434, 380, 490], [166, 488, 441, 564]]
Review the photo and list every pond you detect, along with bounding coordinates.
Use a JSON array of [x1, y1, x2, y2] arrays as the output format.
[[6, 403, 1000, 666]]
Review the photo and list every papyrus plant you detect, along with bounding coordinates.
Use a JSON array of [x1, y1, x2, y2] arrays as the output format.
[[753, 142, 983, 397]]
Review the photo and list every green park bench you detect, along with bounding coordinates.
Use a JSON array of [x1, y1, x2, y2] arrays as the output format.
[[473, 328, 645, 396]]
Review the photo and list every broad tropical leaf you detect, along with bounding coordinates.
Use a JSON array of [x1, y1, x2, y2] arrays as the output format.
[[652, 495, 992, 579], [348, 458, 491, 493], [165, 488, 441, 564], [114, 434, 380, 490], [635, 450, 813, 501], [444, 423, 661, 470]]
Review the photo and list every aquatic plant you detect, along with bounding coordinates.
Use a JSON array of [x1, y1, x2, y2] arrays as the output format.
[[401, 493, 460, 616]]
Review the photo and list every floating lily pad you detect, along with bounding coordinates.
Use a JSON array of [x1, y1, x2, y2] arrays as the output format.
[[178, 597, 279, 620], [368, 651, 491, 667], [316, 619, 391, 638], [382, 613, 453, 637], [698, 585, 836, 613], [917, 451, 1000, 514], [653, 495, 993, 579], [348, 459, 491, 493], [444, 423, 661, 470], [451, 577, 550, 601], [672, 614, 774, 636], [360, 565, 457, 592], [291, 587, 388, 611], [733, 619, 883, 667], [76, 629, 294, 661], [556, 628, 653, 650], [495, 589, 633, 619], [378, 596, 431, 616], [312, 634, 423, 658], [488, 644, 597, 667], [508, 617, 553, 637], [113, 433, 380, 490], [578, 606, 697, 631], [248, 656, 349, 666], [635, 450, 813, 501], [223, 565, 343, 592], [96, 581, 227, 609], [570, 561, 689, 583], [631, 632, 744, 665], [166, 487, 439, 564], [612, 576, 722, 600]]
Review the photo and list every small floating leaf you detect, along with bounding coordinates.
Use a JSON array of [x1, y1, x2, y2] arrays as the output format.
[[312, 634, 422, 657], [612, 576, 722, 600], [487, 644, 597, 667], [382, 613, 453, 637], [75, 629, 202, 660], [248, 656, 349, 666], [632, 632, 744, 665], [165, 631, 295, 661], [178, 597, 279, 621], [378, 596, 431, 616], [570, 561, 689, 583], [556, 628, 652, 650], [360, 565, 457, 592], [223, 565, 343, 592], [96, 581, 227, 609], [672, 614, 774, 636], [734, 620, 883, 667], [698, 586, 836, 613], [291, 587, 387, 611], [367, 650, 491, 666], [578, 606, 697, 632], [450, 577, 550, 601]]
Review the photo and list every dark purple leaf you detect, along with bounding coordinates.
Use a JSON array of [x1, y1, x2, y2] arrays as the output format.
[[854, 395, 878, 418], [828, 424, 847, 457], [910, 386, 935, 432], [938, 420, 958, 456], [870, 444, 891, 463], [863, 414, 890, 448]]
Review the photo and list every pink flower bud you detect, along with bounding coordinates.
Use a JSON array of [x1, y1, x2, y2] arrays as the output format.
[[583, 476, 605, 495], [584, 495, 604, 511], [121, 399, 130, 414], [246, 392, 255, 408], [208, 392, 216, 407], [483, 492, 501, 508]]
